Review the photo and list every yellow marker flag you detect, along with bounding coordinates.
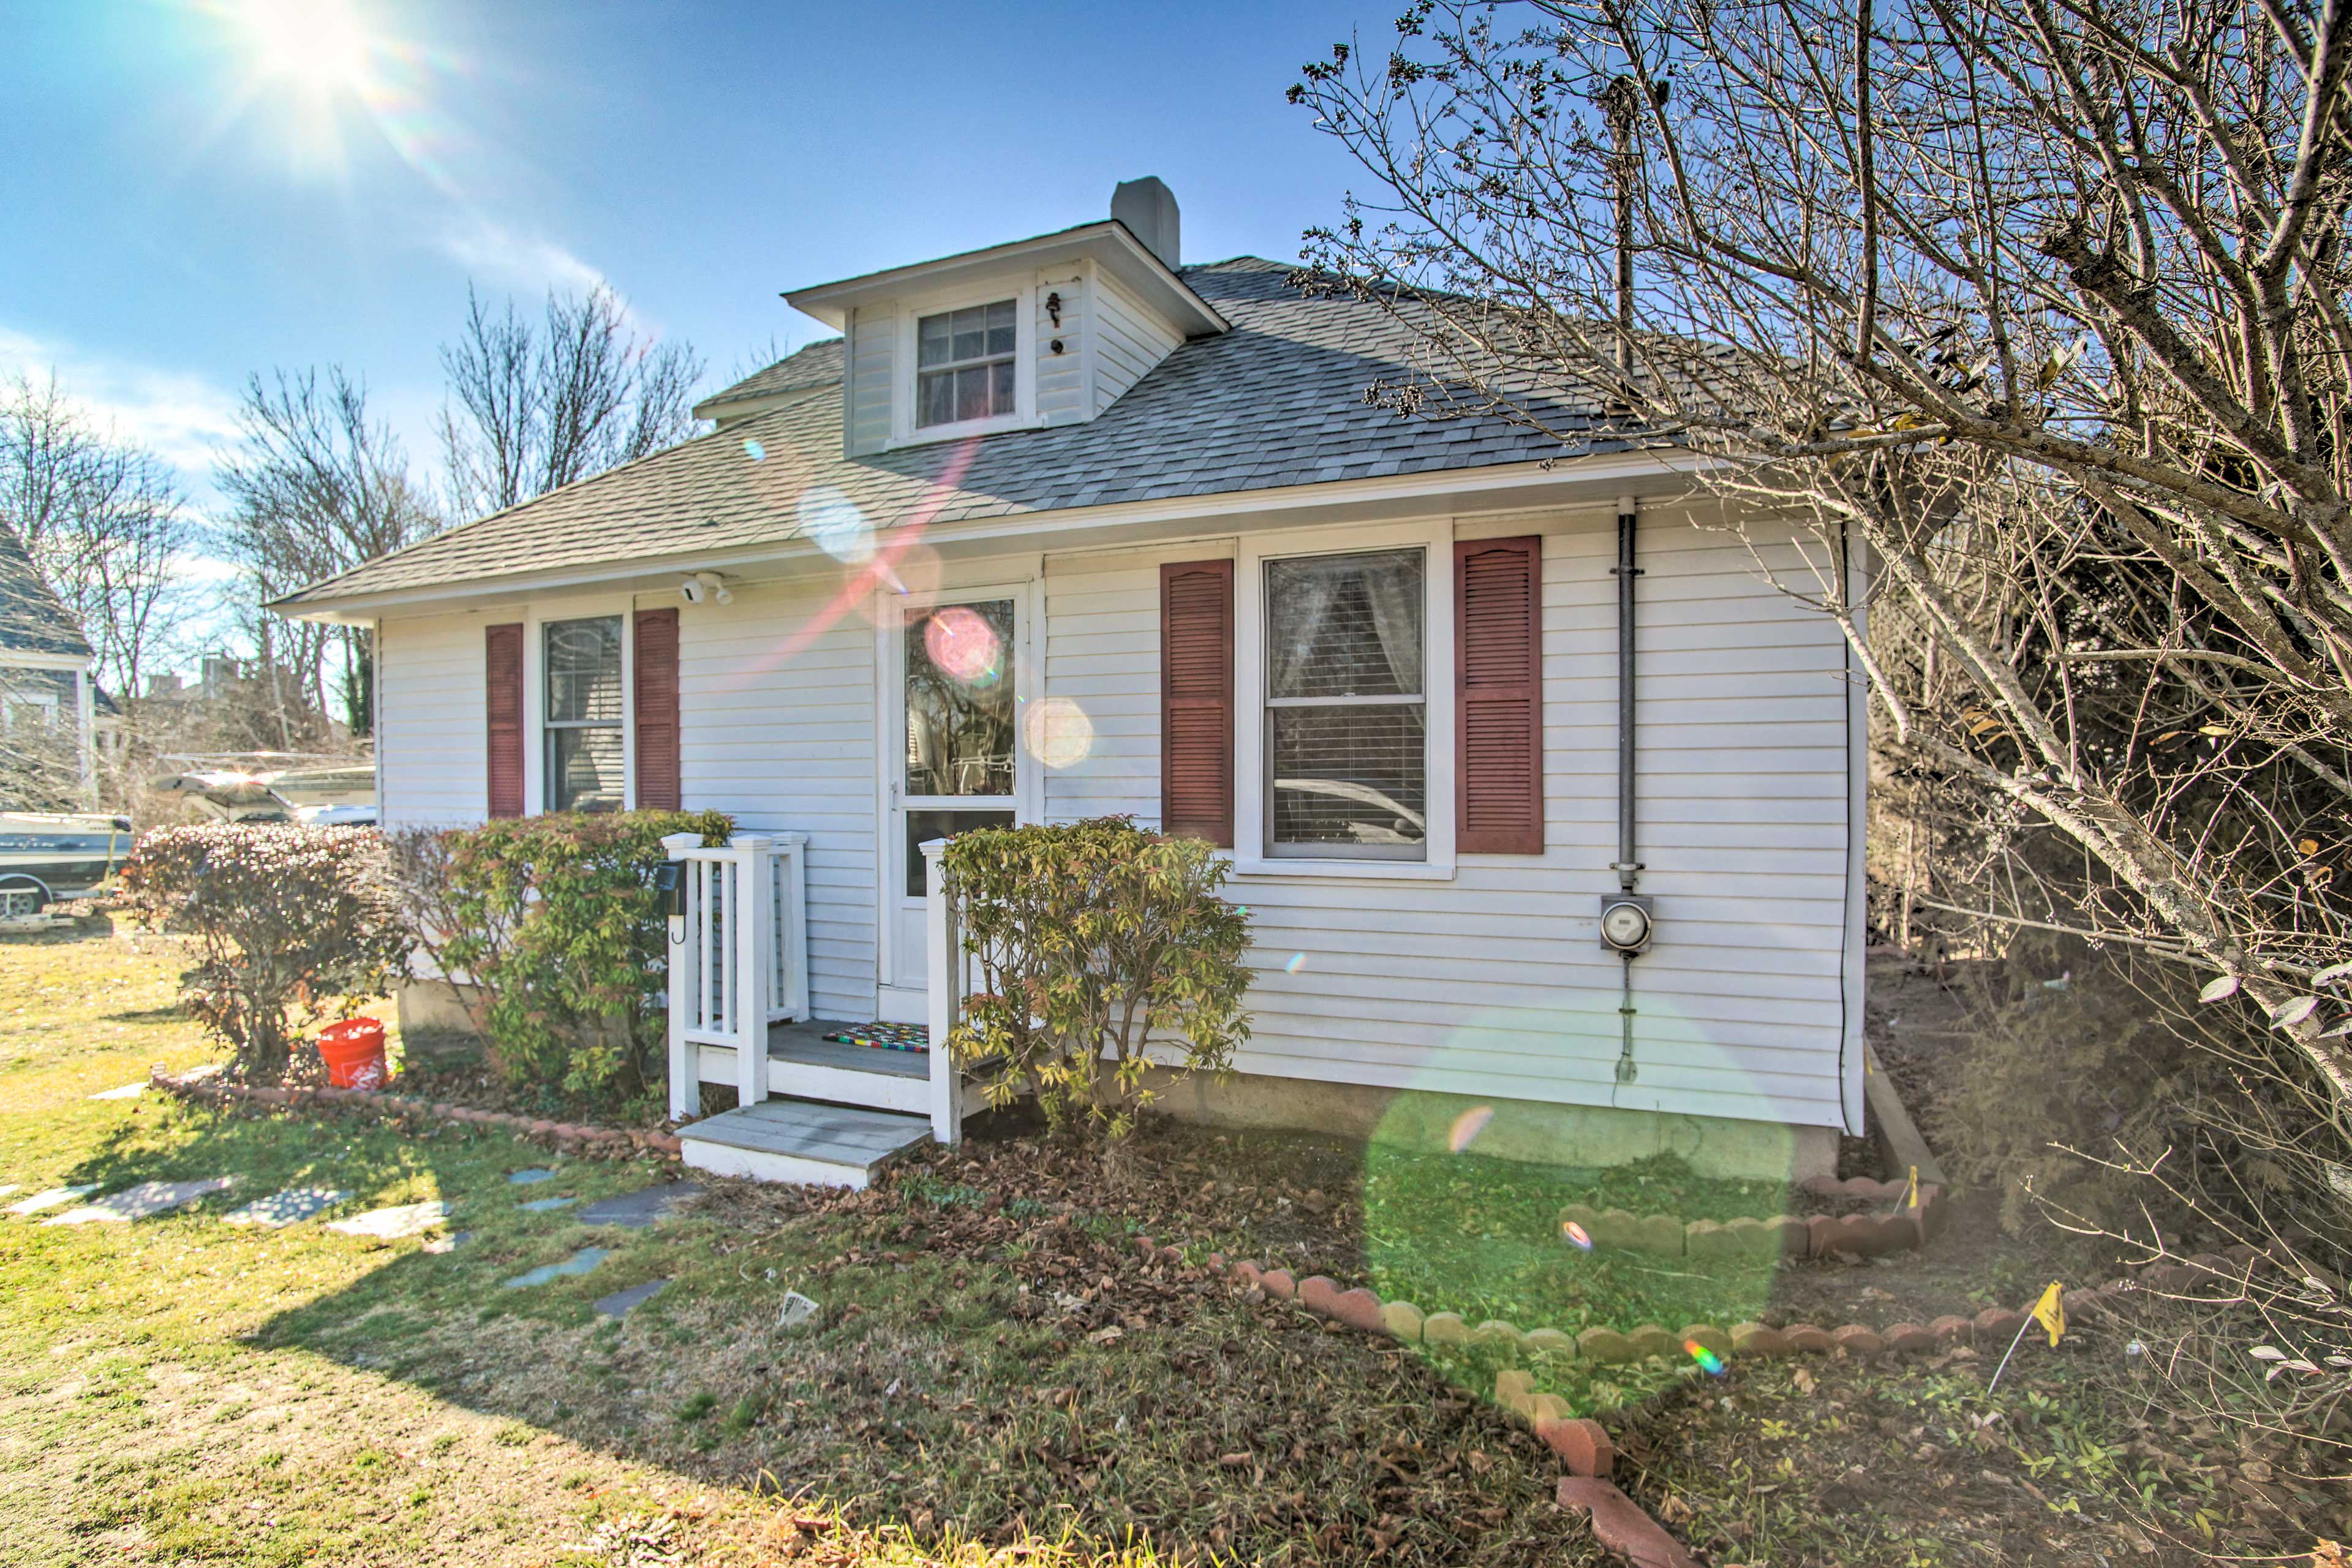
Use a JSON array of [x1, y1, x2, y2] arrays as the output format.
[[1904, 1164, 1920, 1210], [2031, 1281, 2067, 1347]]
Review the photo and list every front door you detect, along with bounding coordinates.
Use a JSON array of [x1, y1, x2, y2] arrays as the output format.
[[880, 593, 1023, 1020]]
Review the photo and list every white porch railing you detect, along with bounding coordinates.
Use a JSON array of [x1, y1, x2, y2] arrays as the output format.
[[921, 837, 965, 1146], [662, 829, 984, 1148], [662, 831, 810, 1121]]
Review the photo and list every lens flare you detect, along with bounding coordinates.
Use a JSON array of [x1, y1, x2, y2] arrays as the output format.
[[1284, 952, 1308, 974], [924, 606, 1002, 685], [1683, 1339, 1727, 1376], [796, 484, 875, 564], [1562, 1220, 1594, 1250], [744, 438, 766, 461], [1022, 696, 1095, 769], [1447, 1105, 1495, 1154]]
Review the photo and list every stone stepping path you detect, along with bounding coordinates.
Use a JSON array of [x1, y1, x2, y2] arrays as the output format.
[[578, 1182, 701, 1231], [88, 1082, 146, 1101], [224, 1188, 350, 1227], [592, 1278, 669, 1318], [0, 1185, 18, 1201], [43, 1177, 235, 1226], [9, 1185, 98, 1215], [518, 1196, 578, 1213], [421, 1230, 471, 1254], [326, 1200, 453, 1239], [503, 1246, 608, 1289], [507, 1168, 558, 1186]]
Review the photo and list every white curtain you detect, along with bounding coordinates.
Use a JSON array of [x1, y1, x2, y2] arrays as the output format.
[[1267, 551, 1422, 696]]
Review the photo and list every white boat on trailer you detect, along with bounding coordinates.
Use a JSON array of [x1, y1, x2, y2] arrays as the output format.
[[0, 812, 131, 915]]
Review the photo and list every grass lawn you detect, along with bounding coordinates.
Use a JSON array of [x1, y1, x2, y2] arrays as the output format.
[[0, 926, 2313, 1566]]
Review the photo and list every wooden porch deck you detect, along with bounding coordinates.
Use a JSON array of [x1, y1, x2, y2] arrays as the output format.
[[765, 1018, 927, 1079]]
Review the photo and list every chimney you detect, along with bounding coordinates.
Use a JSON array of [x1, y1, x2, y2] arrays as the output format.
[[1111, 177, 1180, 271]]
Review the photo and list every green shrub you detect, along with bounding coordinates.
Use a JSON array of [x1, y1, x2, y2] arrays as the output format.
[[941, 817, 1252, 1143], [433, 810, 731, 1107], [116, 824, 410, 1079]]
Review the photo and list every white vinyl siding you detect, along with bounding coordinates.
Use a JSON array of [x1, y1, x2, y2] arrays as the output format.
[[845, 307, 895, 457], [676, 579, 880, 1022], [377, 611, 489, 827], [1092, 269, 1183, 415], [1034, 268, 1087, 424], [1038, 510, 1856, 1132]]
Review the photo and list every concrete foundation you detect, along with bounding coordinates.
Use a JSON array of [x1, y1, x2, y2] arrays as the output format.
[[1145, 1067, 1838, 1185], [395, 978, 484, 1039]]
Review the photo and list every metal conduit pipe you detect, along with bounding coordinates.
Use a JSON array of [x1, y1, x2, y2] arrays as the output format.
[[1600, 494, 1652, 1088]]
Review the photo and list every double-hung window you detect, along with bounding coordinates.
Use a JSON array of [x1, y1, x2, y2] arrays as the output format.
[[915, 300, 1017, 428], [543, 615, 624, 813], [1263, 548, 1427, 860]]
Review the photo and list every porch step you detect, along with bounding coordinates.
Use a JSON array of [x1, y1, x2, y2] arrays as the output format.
[[676, 1098, 931, 1190]]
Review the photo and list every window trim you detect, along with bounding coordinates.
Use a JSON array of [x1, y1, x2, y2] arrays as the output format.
[[1232, 521, 1457, 881], [888, 282, 1040, 448], [4, 685, 61, 731], [522, 597, 636, 816], [912, 299, 1020, 431]]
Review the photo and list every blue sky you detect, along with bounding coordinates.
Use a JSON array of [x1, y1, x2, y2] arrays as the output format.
[[1, 0, 1377, 518]]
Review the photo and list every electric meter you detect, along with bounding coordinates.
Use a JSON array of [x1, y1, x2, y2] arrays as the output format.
[[1599, 894, 1654, 955]]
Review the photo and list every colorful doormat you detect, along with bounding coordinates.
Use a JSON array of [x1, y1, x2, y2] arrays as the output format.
[[821, 1021, 930, 1053]]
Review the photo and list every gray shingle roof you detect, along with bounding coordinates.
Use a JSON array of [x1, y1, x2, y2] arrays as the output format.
[[0, 521, 90, 658], [695, 339, 848, 413], [282, 259, 1625, 608]]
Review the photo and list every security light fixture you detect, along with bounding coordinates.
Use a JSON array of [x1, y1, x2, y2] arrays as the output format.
[[680, 571, 731, 606]]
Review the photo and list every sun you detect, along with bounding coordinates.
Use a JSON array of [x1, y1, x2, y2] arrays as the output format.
[[238, 0, 370, 95]]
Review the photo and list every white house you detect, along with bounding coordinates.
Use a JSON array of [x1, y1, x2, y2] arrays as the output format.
[[278, 181, 1867, 1188]]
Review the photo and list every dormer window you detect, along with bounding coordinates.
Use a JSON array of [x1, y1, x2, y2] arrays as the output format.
[[916, 300, 1017, 427]]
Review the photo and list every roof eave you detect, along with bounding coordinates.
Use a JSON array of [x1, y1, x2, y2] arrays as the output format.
[[786, 222, 1229, 337], [271, 447, 1711, 623]]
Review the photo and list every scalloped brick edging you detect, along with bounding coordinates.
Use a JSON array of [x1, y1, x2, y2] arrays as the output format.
[[149, 1068, 684, 1162], [1175, 1237, 2235, 1568], [1179, 1235, 2236, 1397], [1560, 1174, 1950, 1265]]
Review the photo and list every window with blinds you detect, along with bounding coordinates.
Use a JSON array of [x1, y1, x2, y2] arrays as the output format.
[[544, 615, 624, 813], [1263, 548, 1427, 859]]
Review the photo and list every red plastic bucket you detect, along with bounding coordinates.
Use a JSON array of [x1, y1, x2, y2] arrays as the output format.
[[316, 1017, 388, 1090]]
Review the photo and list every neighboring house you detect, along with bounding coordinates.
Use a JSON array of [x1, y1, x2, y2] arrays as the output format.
[[0, 519, 96, 805], [277, 179, 1867, 1186]]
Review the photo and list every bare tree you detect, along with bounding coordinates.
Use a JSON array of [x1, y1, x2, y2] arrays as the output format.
[[215, 368, 440, 744], [437, 283, 704, 520], [0, 372, 194, 702], [1291, 0, 2352, 1109]]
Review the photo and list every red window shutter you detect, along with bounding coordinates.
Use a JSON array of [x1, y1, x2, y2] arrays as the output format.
[[1160, 559, 1234, 847], [633, 607, 682, 812], [1455, 536, 1543, 853], [484, 622, 525, 820]]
